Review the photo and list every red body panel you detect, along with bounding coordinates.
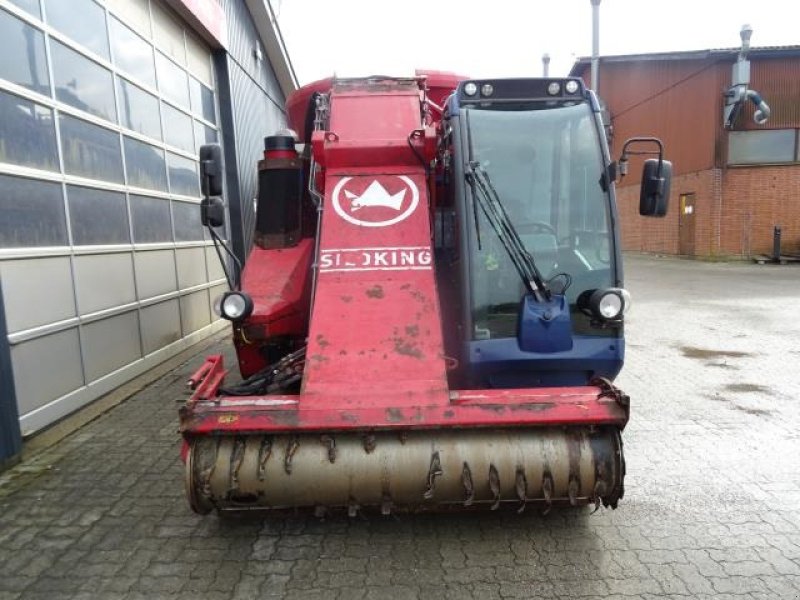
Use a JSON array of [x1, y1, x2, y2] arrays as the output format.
[[182, 76, 629, 443]]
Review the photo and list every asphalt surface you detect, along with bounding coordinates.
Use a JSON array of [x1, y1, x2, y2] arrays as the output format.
[[0, 254, 798, 600]]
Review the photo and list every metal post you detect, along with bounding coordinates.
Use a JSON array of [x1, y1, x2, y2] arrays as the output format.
[[542, 53, 550, 77], [591, 0, 601, 92], [772, 226, 782, 262], [0, 278, 22, 469]]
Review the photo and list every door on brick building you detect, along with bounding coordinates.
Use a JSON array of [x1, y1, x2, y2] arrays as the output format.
[[679, 193, 696, 256]]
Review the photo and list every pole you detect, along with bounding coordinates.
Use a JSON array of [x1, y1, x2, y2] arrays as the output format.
[[542, 53, 550, 77], [591, 0, 601, 92]]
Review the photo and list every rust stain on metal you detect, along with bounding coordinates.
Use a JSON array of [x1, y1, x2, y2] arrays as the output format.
[[340, 295, 353, 303], [340, 412, 358, 423], [405, 324, 419, 337], [315, 334, 330, 348], [266, 410, 299, 427], [443, 409, 455, 418], [365, 285, 384, 299], [392, 337, 423, 359], [385, 408, 404, 422]]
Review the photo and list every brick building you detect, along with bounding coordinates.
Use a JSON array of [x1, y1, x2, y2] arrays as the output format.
[[571, 46, 800, 258]]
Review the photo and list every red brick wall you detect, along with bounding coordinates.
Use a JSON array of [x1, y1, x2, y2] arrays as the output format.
[[721, 166, 800, 257], [616, 170, 720, 256], [616, 165, 800, 257]]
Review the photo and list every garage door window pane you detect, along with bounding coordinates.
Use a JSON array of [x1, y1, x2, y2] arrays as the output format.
[[151, 0, 185, 65], [44, 0, 109, 59], [167, 152, 198, 196], [117, 77, 161, 140], [60, 114, 124, 182], [0, 9, 49, 95], [162, 103, 194, 153], [0, 174, 66, 247], [52, 40, 116, 122], [0, 90, 58, 171], [68, 185, 130, 245], [156, 52, 189, 108], [728, 130, 796, 165], [186, 34, 212, 87], [110, 18, 155, 88], [189, 77, 215, 124], [8, 0, 41, 19], [193, 121, 217, 153], [105, 0, 150, 38], [173, 200, 203, 241], [131, 194, 172, 243], [124, 136, 167, 191]]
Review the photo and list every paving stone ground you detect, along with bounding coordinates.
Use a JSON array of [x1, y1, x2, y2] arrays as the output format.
[[1, 255, 799, 600]]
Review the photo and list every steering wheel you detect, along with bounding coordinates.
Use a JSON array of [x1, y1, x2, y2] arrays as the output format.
[[516, 221, 556, 236]]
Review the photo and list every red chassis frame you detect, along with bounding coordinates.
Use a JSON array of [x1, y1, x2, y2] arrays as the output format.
[[180, 355, 629, 438]]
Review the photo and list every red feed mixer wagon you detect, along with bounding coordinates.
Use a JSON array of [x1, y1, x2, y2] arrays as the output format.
[[180, 71, 671, 515]]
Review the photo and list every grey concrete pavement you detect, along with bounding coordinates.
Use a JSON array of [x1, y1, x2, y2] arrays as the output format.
[[1, 255, 799, 600]]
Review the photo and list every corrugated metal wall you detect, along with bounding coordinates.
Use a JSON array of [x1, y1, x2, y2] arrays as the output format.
[[739, 57, 800, 130], [219, 0, 287, 261], [581, 58, 726, 180]]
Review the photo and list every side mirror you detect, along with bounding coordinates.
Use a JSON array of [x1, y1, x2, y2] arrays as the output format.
[[200, 197, 225, 228], [639, 159, 672, 217], [199, 144, 223, 198]]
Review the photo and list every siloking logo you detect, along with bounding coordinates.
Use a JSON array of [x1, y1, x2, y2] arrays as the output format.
[[331, 175, 419, 228]]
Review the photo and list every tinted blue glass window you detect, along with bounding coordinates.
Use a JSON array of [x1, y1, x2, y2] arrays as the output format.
[[124, 136, 168, 191], [44, 0, 109, 59], [193, 120, 217, 154], [189, 77, 215, 124], [156, 52, 189, 108], [52, 40, 116, 122], [110, 17, 155, 88], [166, 152, 197, 196], [0, 90, 58, 171], [60, 114, 124, 183], [67, 185, 130, 245], [8, 0, 41, 18], [131, 194, 172, 243], [0, 174, 66, 247], [162, 103, 194, 153], [173, 201, 203, 241], [117, 77, 161, 139], [0, 8, 49, 95]]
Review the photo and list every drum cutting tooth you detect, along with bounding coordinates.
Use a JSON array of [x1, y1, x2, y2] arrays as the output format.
[[489, 464, 501, 510], [461, 462, 474, 507], [314, 505, 327, 519], [284, 436, 299, 474], [363, 434, 376, 454], [348, 500, 360, 518], [568, 477, 579, 507], [515, 467, 528, 514], [542, 472, 554, 516], [257, 437, 272, 481], [381, 495, 392, 516], [423, 451, 443, 499], [229, 436, 246, 493], [320, 434, 336, 463], [592, 480, 606, 513]]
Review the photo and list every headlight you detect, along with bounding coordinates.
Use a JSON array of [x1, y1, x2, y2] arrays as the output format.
[[547, 81, 561, 96], [565, 80, 579, 94], [480, 83, 494, 97], [463, 82, 478, 96], [220, 291, 253, 321], [578, 288, 629, 321], [596, 291, 623, 319]]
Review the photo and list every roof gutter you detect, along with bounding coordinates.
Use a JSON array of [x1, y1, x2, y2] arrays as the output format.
[[244, 0, 300, 97]]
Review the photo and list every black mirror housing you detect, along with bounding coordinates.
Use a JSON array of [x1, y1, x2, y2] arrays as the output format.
[[200, 144, 223, 198], [201, 197, 225, 228], [639, 159, 672, 217]]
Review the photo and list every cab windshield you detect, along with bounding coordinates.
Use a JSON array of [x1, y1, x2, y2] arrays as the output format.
[[466, 101, 615, 339]]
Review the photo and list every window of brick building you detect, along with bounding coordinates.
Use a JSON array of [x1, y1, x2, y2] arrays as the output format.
[[728, 129, 797, 165]]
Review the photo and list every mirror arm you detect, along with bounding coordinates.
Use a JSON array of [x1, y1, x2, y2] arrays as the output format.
[[619, 137, 664, 179]]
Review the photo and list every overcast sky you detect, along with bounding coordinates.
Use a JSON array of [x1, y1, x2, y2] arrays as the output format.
[[275, 0, 800, 85]]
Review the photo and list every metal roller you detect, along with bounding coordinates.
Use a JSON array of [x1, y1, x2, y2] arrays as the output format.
[[186, 427, 624, 514]]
